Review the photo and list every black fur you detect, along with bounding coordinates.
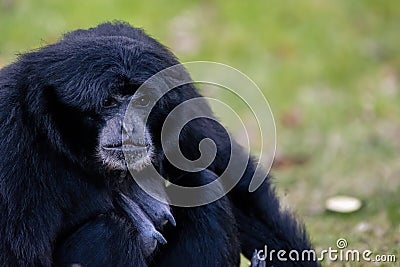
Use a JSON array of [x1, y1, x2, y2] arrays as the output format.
[[0, 22, 317, 266]]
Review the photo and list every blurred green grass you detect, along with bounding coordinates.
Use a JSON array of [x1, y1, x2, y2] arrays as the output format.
[[1, 0, 399, 266]]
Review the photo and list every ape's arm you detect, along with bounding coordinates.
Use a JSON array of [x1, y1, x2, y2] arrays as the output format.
[[54, 179, 175, 267], [229, 155, 317, 266], [151, 169, 240, 267], [169, 116, 318, 266]]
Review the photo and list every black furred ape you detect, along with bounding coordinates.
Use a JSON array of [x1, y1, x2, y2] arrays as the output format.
[[0, 21, 318, 266]]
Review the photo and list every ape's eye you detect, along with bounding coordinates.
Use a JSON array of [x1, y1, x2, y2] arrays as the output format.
[[102, 97, 118, 108], [134, 95, 151, 107]]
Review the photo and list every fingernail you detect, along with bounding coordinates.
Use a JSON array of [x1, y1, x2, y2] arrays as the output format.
[[153, 231, 167, 245]]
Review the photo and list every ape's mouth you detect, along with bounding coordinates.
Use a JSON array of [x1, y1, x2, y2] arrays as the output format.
[[102, 141, 149, 152], [99, 141, 152, 171]]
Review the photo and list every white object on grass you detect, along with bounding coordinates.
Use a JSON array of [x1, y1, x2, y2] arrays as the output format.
[[325, 195, 362, 213]]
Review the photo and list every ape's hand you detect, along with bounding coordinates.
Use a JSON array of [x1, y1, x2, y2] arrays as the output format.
[[117, 178, 175, 257]]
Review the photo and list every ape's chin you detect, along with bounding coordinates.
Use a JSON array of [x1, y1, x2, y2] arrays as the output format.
[[126, 155, 153, 172], [124, 149, 153, 172]]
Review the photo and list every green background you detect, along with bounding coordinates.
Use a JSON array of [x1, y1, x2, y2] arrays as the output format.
[[1, 1, 399, 266]]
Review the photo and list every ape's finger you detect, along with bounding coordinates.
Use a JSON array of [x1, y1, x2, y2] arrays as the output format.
[[165, 212, 176, 227], [128, 180, 176, 230], [153, 231, 167, 245], [118, 193, 167, 256], [250, 250, 266, 267]]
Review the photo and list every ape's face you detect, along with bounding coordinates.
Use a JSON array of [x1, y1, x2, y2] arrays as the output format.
[[25, 36, 177, 173], [97, 88, 155, 171]]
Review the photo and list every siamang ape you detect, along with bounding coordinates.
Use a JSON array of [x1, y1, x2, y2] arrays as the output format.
[[0, 22, 317, 266]]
